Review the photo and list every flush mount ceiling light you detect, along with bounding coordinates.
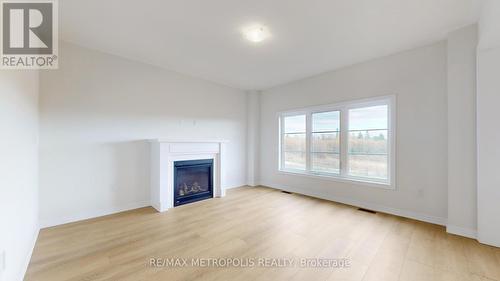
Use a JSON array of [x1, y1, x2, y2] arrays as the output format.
[[243, 25, 271, 43]]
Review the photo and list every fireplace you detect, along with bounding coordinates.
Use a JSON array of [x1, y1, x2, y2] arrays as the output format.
[[174, 159, 213, 206], [150, 139, 226, 212]]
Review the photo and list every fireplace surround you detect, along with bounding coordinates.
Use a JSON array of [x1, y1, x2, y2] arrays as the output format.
[[149, 139, 227, 212]]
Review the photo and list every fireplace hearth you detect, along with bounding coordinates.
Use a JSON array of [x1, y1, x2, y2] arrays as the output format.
[[174, 159, 213, 206]]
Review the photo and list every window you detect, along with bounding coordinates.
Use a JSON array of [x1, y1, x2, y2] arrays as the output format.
[[282, 114, 306, 170], [279, 96, 395, 188], [348, 105, 388, 180], [311, 111, 340, 174]]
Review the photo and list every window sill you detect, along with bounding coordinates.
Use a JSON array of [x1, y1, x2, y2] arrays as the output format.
[[278, 169, 395, 190]]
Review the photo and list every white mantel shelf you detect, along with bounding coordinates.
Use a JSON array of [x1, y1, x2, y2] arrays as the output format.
[[149, 139, 227, 212]]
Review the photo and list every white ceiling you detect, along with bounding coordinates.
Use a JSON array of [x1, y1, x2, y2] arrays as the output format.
[[60, 0, 483, 90]]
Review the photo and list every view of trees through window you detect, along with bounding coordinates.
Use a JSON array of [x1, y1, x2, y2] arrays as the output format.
[[280, 99, 391, 184], [311, 111, 340, 174], [283, 115, 306, 170], [348, 105, 388, 180]]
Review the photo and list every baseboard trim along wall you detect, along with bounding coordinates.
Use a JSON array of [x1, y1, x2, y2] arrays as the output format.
[[260, 182, 447, 226], [40, 183, 477, 242], [446, 225, 477, 239], [40, 201, 151, 229], [17, 226, 39, 281], [40, 184, 246, 229], [259, 183, 480, 240]]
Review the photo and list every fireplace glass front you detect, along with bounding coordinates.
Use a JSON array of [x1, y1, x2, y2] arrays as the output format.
[[173, 159, 213, 206]]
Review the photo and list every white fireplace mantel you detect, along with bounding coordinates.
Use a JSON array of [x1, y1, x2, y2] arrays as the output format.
[[149, 139, 228, 212]]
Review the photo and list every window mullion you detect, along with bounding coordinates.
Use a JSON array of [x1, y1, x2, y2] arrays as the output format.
[[305, 112, 312, 172], [279, 116, 283, 170], [340, 107, 349, 177]]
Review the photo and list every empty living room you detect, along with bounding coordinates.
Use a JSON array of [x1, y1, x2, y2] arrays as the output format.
[[2, 0, 500, 280]]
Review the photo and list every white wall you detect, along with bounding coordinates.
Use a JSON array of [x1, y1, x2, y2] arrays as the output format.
[[246, 91, 261, 186], [39, 42, 248, 228], [477, 0, 500, 247], [478, 0, 500, 50], [476, 47, 500, 247], [0, 71, 39, 281], [446, 25, 478, 238], [259, 42, 448, 224]]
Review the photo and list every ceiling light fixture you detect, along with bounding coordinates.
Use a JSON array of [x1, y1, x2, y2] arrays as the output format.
[[243, 25, 270, 43]]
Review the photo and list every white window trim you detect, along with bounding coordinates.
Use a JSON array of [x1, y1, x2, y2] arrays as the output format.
[[278, 95, 396, 190]]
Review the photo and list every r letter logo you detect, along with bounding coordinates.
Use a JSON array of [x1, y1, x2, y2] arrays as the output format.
[[1, 0, 58, 69]]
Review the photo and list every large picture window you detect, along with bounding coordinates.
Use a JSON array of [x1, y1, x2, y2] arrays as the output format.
[[279, 96, 395, 188]]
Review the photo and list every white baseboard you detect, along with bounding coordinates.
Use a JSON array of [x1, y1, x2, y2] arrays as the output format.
[[260, 182, 447, 226], [40, 183, 247, 229], [40, 201, 150, 229], [446, 225, 477, 239], [226, 183, 249, 189], [477, 235, 500, 248], [151, 201, 162, 212], [17, 225, 39, 281]]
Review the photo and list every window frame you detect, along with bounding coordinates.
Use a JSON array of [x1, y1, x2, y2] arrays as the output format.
[[278, 95, 396, 189]]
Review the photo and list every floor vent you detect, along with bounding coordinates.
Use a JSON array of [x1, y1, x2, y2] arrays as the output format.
[[281, 191, 293, 194], [358, 208, 376, 214]]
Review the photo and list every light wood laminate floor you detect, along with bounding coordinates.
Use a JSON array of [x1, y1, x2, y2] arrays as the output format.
[[26, 186, 500, 281]]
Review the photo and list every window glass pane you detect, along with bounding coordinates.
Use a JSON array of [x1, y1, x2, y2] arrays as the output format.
[[282, 114, 306, 170], [284, 115, 306, 133], [311, 111, 340, 173], [312, 153, 340, 174], [312, 132, 339, 153], [348, 155, 388, 179], [312, 111, 340, 132], [349, 105, 388, 131], [348, 130, 387, 154], [284, 133, 306, 152], [284, 152, 306, 170], [348, 105, 389, 180]]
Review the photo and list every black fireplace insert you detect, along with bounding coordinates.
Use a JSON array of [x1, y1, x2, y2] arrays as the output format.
[[174, 159, 213, 206]]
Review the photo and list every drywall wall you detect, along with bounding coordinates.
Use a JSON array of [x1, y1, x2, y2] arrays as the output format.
[[478, 0, 500, 50], [446, 25, 478, 239], [476, 47, 500, 247], [39, 42, 247, 228], [246, 91, 261, 186], [0, 71, 39, 281], [259, 42, 448, 224], [477, 0, 500, 247]]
